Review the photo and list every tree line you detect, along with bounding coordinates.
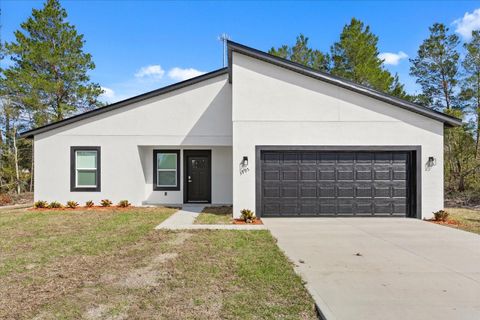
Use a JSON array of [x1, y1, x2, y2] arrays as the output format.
[[1, 1, 479, 202]]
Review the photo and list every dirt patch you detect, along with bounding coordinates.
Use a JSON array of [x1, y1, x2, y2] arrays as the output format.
[[168, 232, 192, 245], [85, 304, 128, 320], [119, 252, 178, 289], [201, 206, 232, 215]]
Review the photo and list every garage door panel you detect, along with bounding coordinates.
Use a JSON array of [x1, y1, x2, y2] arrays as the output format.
[[282, 170, 298, 181], [300, 170, 317, 181], [300, 152, 317, 163], [282, 186, 298, 198], [263, 186, 280, 198], [319, 200, 336, 215], [300, 185, 317, 198], [263, 170, 280, 181], [299, 201, 317, 214], [337, 185, 355, 197], [319, 184, 336, 198], [260, 150, 411, 217], [337, 168, 354, 180], [355, 167, 373, 180]]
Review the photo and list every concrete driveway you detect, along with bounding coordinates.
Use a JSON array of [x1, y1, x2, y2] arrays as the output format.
[[263, 218, 480, 320]]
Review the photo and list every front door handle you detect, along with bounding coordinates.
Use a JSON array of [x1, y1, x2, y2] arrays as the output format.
[[188, 176, 192, 183]]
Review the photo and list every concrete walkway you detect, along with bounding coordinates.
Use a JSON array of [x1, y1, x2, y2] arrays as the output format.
[[155, 206, 267, 230], [264, 217, 480, 320]]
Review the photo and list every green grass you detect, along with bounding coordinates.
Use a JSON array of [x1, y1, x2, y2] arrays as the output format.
[[194, 206, 233, 225], [445, 207, 480, 235], [0, 207, 316, 319]]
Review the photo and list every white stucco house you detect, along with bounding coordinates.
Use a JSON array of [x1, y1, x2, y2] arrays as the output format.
[[21, 41, 461, 219]]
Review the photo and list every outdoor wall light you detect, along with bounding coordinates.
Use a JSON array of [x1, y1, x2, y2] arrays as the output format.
[[428, 156, 436, 166], [243, 156, 249, 166]]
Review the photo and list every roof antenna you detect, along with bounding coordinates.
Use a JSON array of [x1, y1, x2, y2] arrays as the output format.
[[218, 33, 230, 67]]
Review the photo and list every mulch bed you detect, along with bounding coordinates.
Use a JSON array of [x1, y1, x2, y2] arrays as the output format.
[[427, 219, 462, 227], [30, 206, 135, 211], [233, 218, 263, 225]]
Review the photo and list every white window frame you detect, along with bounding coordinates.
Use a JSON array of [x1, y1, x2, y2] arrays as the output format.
[[75, 150, 98, 188], [156, 153, 177, 187]]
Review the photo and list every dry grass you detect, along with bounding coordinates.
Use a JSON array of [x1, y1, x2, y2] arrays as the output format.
[[194, 206, 233, 225], [0, 207, 316, 319], [444, 207, 480, 235]]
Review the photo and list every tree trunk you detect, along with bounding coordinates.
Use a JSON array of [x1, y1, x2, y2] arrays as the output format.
[[458, 175, 465, 192], [30, 143, 34, 192], [12, 127, 20, 194]]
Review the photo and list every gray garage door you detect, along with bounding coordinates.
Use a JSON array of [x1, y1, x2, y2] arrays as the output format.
[[259, 150, 411, 217]]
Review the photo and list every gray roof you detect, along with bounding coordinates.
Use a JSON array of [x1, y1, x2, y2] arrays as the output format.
[[21, 41, 461, 138], [227, 40, 462, 127]]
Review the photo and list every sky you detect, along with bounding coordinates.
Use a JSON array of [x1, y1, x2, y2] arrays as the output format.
[[2, 0, 480, 104]]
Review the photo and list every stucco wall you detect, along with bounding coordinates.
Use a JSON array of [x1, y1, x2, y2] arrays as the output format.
[[34, 73, 232, 206], [231, 52, 444, 219]]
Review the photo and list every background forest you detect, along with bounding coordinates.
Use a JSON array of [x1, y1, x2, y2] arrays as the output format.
[[1, 0, 479, 205]]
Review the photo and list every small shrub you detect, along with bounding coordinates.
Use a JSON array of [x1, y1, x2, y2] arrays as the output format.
[[118, 200, 131, 208], [433, 210, 449, 222], [85, 200, 94, 207], [0, 194, 13, 206], [48, 201, 62, 209], [240, 209, 256, 223], [66, 201, 79, 209], [100, 199, 113, 207], [34, 200, 48, 208]]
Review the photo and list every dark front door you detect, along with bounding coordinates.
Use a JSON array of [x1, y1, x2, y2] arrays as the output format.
[[184, 150, 211, 203]]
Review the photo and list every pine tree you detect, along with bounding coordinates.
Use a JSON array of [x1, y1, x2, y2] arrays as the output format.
[[409, 23, 460, 111], [330, 18, 407, 98], [269, 34, 330, 72], [460, 30, 480, 157], [3, 0, 103, 128]]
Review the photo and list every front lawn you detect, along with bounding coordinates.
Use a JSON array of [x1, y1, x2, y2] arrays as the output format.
[[0, 207, 316, 319], [444, 207, 480, 235]]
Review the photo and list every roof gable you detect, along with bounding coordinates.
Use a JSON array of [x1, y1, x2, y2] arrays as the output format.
[[227, 41, 461, 127], [20, 68, 228, 138]]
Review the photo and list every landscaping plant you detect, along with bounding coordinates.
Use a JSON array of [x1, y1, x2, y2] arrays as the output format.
[[48, 201, 62, 209], [34, 200, 48, 208], [433, 210, 449, 222], [118, 200, 131, 208], [66, 201, 79, 209], [100, 199, 113, 207], [240, 209, 256, 223], [85, 200, 94, 207]]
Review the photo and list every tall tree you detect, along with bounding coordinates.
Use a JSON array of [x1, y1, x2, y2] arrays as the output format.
[[409, 23, 460, 110], [460, 30, 480, 158], [330, 18, 407, 98], [3, 0, 102, 128], [269, 34, 330, 72]]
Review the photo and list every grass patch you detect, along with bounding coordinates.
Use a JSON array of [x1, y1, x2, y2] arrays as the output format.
[[0, 208, 316, 319], [194, 206, 233, 225], [445, 207, 480, 235]]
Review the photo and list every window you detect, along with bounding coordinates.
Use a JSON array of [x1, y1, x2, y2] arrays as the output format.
[[153, 150, 180, 190], [71, 147, 101, 192]]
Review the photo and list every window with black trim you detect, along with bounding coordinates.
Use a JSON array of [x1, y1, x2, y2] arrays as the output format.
[[153, 150, 180, 190], [71, 147, 101, 192]]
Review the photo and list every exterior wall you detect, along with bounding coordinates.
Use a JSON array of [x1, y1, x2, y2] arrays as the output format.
[[231, 52, 444, 219], [34, 74, 232, 206]]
